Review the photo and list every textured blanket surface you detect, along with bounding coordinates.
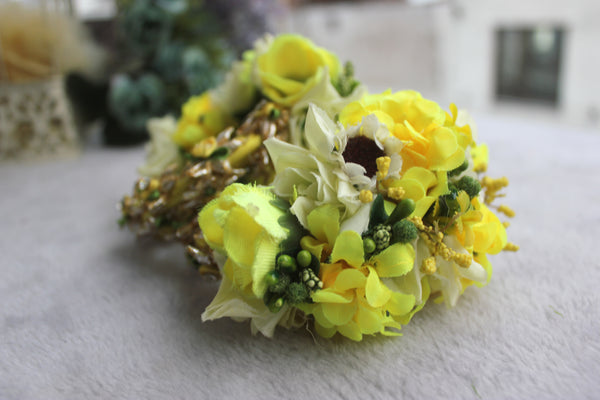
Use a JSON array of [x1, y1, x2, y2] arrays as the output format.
[[1, 115, 599, 400]]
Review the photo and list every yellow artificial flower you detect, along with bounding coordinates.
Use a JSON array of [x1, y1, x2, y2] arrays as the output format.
[[339, 90, 473, 173], [198, 183, 294, 298], [256, 34, 341, 106], [172, 92, 232, 149], [385, 166, 449, 218], [453, 198, 507, 256], [198, 183, 305, 337], [298, 205, 416, 341]]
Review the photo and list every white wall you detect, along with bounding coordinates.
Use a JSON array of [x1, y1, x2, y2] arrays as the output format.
[[285, 2, 444, 100], [438, 0, 600, 128], [286, 0, 600, 129]]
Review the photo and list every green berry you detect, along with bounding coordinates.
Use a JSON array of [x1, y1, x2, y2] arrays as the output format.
[[265, 270, 280, 287], [296, 250, 312, 268], [363, 237, 376, 254], [392, 220, 418, 244], [277, 254, 297, 274], [268, 297, 285, 313], [269, 108, 281, 119], [456, 176, 481, 198], [147, 190, 160, 201]]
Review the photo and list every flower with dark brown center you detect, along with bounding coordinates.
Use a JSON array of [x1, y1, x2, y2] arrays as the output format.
[[342, 136, 385, 178]]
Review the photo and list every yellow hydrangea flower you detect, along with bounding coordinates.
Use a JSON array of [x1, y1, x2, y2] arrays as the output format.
[[172, 92, 232, 149], [339, 90, 473, 173], [298, 205, 416, 341], [256, 34, 341, 106]]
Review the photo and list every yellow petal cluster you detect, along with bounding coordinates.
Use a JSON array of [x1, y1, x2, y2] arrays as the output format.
[[386, 166, 448, 217], [298, 205, 416, 341], [198, 184, 290, 298], [172, 93, 232, 149], [256, 34, 341, 106], [339, 90, 473, 173]]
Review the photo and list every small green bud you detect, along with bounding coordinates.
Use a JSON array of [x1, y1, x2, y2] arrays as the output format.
[[296, 250, 312, 268], [268, 297, 285, 313], [209, 147, 230, 160], [276, 254, 297, 274], [369, 194, 389, 229], [363, 237, 376, 254], [147, 190, 160, 201], [438, 192, 460, 217], [456, 176, 481, 198], [386, 198, 416, 225], [269, 108, 281, 119], [264, 270, 280, 287], [285, 282, 309, 305], [392, 220, 418, 244]]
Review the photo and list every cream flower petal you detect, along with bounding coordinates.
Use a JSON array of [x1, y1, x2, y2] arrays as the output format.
[[138, 116, 180, 177], [202, 275, 292, 338], [304, 103, 337, 156]]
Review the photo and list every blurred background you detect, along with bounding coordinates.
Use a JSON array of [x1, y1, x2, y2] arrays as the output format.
[[1, 0, 599, 158]]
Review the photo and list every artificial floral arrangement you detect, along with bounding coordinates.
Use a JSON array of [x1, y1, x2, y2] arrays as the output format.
[[120, 33, 518, 341]]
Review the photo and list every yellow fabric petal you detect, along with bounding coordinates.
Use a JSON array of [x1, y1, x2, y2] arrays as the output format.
[[395, 178, 426, 201], [402, 167, 437, 189], [396, 277, 431, 325], [337, 320, 363, 341], [356, 303, 383, 335], [386, 291, 416, 316], [197, 200, 224, 251], [315, 321, 337, 338], [371, 243, 415, 278], [300, 236, 326, 261], [429, 171, 449, 198], [223, 207, 260, 268], [307, 204, 340, 246], [322, 301, 358, 326], [311, 289, 353, 304], [330, 230, 365, 268], [365, 267, 391, 308], [332, 268, 367, 291], [414, 196, 436, 218]]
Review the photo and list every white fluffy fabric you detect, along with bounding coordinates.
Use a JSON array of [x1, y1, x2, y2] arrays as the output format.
[[1, 115, 599, 399]]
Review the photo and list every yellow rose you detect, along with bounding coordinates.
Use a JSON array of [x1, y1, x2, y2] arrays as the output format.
[[172, 92, 232, 149], [339, 90, 473, 173], [256, 34, 341, 106]]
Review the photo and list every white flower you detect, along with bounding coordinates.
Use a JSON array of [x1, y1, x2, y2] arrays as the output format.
[[264, 104, 402, 230], [137, 116, 180, 177], [288, 66, 368, 146], [211, 57, 257, 115], [390, 235, 487, 308], [202, 275, 303, 338]]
